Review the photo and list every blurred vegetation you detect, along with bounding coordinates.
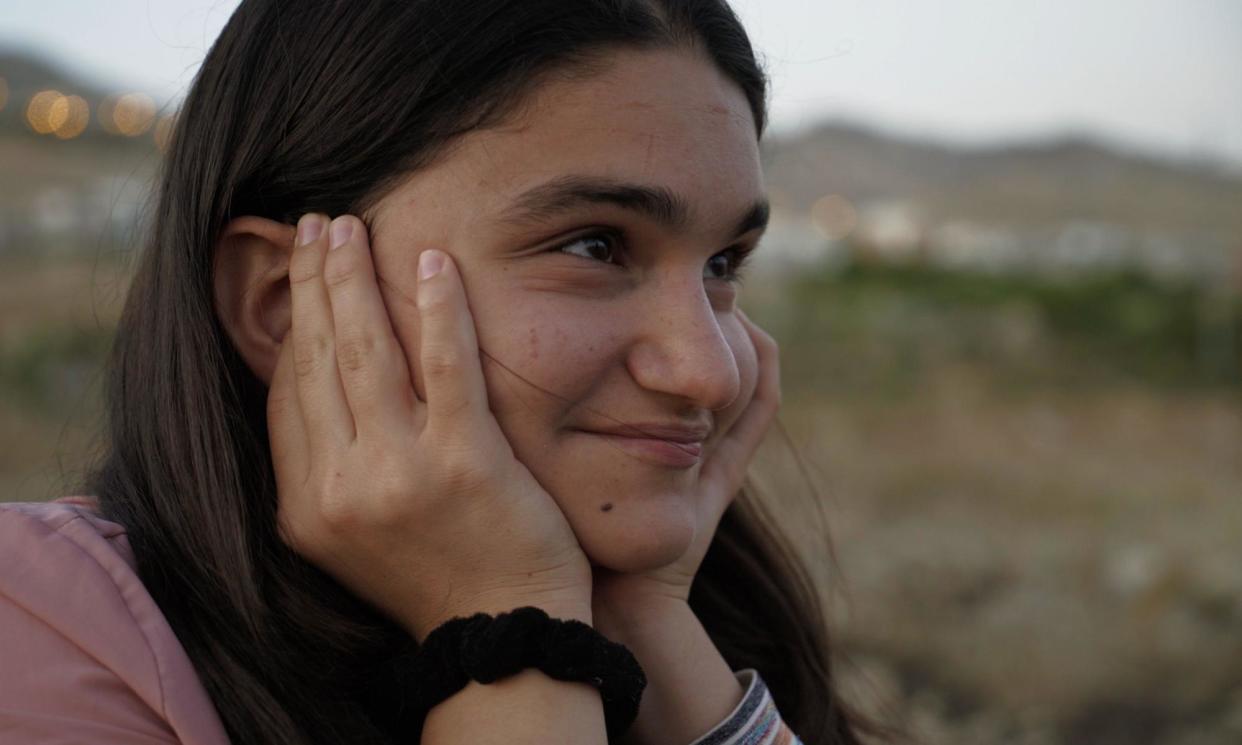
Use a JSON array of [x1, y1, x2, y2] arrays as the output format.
[[0, 323, 112, 411], [762, 256, 1241, 396]]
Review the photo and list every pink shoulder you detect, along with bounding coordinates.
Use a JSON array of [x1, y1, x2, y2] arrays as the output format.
[[0, 499, 230, 745]]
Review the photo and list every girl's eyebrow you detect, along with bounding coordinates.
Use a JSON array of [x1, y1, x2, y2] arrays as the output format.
[[497, 174, 770, 238]]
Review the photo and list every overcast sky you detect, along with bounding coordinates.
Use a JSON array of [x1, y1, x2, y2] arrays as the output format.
[[3, 0, 1240, 166]]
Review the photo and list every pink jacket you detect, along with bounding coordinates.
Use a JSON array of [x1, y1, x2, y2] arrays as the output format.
[[0, 498, 800, 744]]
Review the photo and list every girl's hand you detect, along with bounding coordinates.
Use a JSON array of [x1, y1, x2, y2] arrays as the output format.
[[266, 214, 592, 642], [592, 311, 781, 616], [588, 313, 780, 745]]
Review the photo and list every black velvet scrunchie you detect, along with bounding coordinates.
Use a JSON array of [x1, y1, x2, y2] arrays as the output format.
[[407, 606, 647, 739]]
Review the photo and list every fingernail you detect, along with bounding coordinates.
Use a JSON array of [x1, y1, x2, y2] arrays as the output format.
[[329, 217, 353, 250], [297, 215, 325, 246], [419, 250, 444, 280]]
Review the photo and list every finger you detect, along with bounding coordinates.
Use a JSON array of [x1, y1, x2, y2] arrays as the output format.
[[288, 213, 356, 451], [322, 215, 418, 441], [371, 257, 427, 406], [700, 310, 781, 499], [267, 335, 310, 509], [414, 249, 489, 433]]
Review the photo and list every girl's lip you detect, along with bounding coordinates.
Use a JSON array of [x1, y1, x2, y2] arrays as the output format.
[[577, 430, 703, 468]]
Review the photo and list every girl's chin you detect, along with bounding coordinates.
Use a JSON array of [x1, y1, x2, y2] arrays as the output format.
[[574, 499, 697, 574]]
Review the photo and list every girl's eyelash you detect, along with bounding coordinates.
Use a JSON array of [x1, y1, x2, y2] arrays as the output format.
[[719, 244, 756, 284], [553, 229, 756, 284]]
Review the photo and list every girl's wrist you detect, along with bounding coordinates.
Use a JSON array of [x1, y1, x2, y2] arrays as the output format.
[[592, 589, 685, 642], [590, 597, 744, 745], [410, 588, 594, 642]]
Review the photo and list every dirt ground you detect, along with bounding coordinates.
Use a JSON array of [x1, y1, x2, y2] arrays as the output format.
[[768, 373, 1242, 745]]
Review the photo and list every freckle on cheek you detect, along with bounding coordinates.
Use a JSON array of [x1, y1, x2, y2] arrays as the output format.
[[600, 502, 614, 513]]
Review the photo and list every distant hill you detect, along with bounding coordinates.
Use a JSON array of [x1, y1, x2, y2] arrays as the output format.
[[762, 122, 1242, 237], [0, 47, 114, 101]]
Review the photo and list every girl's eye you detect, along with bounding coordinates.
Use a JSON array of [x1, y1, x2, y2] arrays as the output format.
[[704, 246, 754, 283], [557, 233, 619, 265], [555, 232, 755, 284], [704, 253, 732, 280]]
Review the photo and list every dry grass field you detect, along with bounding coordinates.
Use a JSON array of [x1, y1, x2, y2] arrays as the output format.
[[784, 381, 1242, 745]]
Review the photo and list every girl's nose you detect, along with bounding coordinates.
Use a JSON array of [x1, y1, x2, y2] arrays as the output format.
[[625, 275, 741, 412]]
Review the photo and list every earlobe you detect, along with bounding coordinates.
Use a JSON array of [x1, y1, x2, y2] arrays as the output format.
[[213, 216, 298, 385]]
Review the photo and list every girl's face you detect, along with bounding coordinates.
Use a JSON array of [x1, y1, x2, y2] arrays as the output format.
[[368, 48, 768, 572]]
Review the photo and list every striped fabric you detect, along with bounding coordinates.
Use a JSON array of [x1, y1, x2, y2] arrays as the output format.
[[691, 668, 804, 745]]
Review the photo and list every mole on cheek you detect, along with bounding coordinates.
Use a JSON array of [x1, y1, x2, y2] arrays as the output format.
[[600, 502, 614, 513]]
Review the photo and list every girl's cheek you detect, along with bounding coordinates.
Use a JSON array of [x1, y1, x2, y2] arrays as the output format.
[[726, 317, 760, 410], [479, 303, 614, 399]]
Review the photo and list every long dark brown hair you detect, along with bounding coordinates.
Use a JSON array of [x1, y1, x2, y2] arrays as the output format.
[[83, 1, 881, 743]]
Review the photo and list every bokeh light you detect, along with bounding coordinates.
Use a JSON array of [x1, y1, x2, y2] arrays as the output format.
[[153, 113, 177, 153], [53, 95, 90, 139], [100, 92, 156, 136], [26, 91, 91, 139], [26, 90, 67, 134], [810, 194, 858, 241]]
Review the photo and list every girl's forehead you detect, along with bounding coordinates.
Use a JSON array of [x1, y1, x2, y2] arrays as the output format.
[[441, 51, 760, 198], [507, 47, 756, 141], [376, 48, 763, 233]]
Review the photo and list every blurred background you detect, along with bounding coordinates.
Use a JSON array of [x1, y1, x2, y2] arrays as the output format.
[[1, 1, 1239, 744]]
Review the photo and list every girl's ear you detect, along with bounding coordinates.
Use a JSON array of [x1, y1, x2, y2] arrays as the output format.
[[213, 216, 297, 385]]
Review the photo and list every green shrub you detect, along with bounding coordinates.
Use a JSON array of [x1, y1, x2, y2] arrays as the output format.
[[771, 258, 1241, 391]]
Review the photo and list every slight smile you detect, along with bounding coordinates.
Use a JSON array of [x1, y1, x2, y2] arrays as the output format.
[[573, 423, 709, 469]]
